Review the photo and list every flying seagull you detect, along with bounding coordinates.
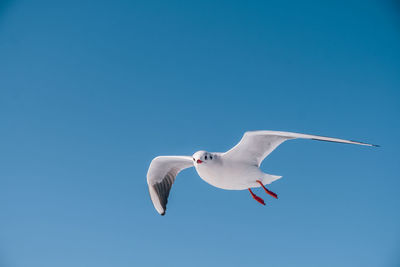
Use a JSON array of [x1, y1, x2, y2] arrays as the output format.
[[147, 130, 377, 215]]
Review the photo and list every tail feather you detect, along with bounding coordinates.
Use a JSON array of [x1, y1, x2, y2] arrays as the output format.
[[262, 173, 282, 185]]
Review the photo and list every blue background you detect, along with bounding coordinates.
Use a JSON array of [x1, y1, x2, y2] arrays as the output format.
[[0, 0, 399, 266]]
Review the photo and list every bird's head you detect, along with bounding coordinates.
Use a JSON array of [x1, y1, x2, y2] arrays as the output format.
[[192, 150, 214, 165]]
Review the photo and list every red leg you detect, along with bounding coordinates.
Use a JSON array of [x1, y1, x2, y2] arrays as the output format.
[[256, 180, 278, 199], [248, 188, 265, 205]]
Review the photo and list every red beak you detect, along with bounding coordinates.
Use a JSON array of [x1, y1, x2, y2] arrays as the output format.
[[197, 159, 203, 164]]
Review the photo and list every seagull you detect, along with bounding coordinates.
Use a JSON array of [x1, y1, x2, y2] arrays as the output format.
[[147, 130, 377, 215]]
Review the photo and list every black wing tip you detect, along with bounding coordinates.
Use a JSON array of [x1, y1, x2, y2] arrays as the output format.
[[348, 140, 380, 147], [160, 211, 165, 216], [312, 138, 380, 148]]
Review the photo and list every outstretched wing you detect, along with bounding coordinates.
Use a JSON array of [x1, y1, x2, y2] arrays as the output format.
[[223, 130, 378, 167], [147, 156, 194, 215]]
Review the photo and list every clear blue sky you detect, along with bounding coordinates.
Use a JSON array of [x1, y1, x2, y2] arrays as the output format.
[[0, 0, 399, 266]]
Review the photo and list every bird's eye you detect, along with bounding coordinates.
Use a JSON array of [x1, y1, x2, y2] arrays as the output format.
[[205, 155, 208, 160], [210, 155, 213, 160], [193, 158, 195, 161]]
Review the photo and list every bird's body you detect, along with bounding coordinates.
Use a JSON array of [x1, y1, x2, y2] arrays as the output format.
[[146, 130, 377, 215], [193, 152, 280, 190]]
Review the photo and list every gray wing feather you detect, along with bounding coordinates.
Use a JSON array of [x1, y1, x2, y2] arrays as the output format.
[[151, 170, 175, 215], [147, 156, 193, 215]]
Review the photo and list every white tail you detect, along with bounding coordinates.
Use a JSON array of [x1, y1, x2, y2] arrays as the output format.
[[262, 173, 282, 185]]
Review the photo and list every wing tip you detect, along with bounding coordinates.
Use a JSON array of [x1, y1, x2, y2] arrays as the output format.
[[155, 206, 166, 216], [349, 140, 380, 147], [311, 137, 379, 148]]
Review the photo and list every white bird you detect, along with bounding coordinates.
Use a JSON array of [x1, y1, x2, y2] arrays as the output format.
[[147, 130, 377, 215]]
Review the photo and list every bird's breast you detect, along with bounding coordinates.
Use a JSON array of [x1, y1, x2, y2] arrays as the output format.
[[195, 161, 260, 190]]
